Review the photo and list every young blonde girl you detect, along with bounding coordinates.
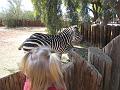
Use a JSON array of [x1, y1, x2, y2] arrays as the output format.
[[20, 47, 67, 90]]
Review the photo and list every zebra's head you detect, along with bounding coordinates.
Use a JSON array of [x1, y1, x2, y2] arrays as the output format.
[[70, 25, 83, 45]]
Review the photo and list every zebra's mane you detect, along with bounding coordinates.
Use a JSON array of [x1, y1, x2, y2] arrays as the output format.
[[58, 25, 77, 33]]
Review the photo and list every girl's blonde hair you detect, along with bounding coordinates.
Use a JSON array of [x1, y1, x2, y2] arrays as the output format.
[[20, 47, 66, 90]]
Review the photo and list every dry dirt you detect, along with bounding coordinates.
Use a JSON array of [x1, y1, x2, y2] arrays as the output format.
[[0, 27, 46, 78]]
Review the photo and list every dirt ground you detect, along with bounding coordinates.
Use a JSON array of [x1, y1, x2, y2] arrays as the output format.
[[0, 27, 47, 78]]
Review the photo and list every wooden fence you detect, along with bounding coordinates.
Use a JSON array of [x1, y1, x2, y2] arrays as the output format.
[[15, 20, 45, 27], [80, 23, 120, 48], [0, 19, 45, 27], [0, 50, 103, 90]]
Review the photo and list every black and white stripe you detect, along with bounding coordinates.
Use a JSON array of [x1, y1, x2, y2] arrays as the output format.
[[18, 25, 83, 54]]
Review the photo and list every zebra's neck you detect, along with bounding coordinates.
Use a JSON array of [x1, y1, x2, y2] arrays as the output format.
[[49, 30, 73, 53]]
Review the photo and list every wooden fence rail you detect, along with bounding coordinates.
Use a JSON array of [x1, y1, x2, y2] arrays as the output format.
[[80, 23, 120, 48]]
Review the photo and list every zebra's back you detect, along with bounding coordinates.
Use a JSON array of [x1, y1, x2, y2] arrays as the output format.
[[30, 33, 55, 39], [21, 38, 51, 52]]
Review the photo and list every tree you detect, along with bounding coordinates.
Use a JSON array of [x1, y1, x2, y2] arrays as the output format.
[[22, 11, 34, 21], [2, 0, 23, 27], [7, 0, 23, 20], [80, 0, 91, 23], [78, 0, 115, 24], [105, 0, 120, 21], [31, 0, 63, 34], [64, 0, 80, 25], [46, 0, 63, 34], [90, 0, 102, 22], [114, 0, 120, 19]]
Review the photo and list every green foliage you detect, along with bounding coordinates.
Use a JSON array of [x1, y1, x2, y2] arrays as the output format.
[[31, 0, 45, 21], [88, 0, 119, 24], [3, 19, 16, 28], [64, 0, 80, 25], [1, 0, 22, 27], [22, 11, 35, 20], [31, 0, 63, 34], [1, 0, 35, 27], [30, 0, 120, 30], [7, 0, 23, 19], [2, 12, 20, 28], [80, 0, 91, 22], [101, 0, 119, 24], [46, 0, 62, 34]]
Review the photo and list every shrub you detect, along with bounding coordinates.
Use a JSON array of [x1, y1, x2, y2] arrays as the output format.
[[3, 18, 17, 28]]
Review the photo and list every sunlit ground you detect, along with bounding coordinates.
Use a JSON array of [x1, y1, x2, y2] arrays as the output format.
[[0, 27, 46, 78]]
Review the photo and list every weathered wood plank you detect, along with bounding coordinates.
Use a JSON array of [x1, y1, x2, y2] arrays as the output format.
[[68, 50, 103, 90], [0, 72, 26, 90], [103, 34, 120, 90], [87, 24, 120, 48], [63, 62, 74, 90], [88, 47, 112, 90]]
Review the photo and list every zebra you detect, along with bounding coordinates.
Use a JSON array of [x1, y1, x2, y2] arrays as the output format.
[[18, 25, 83, 57]]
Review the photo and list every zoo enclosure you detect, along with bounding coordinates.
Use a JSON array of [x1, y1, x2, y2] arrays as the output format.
[[0, 19, 120, 48], [80, 23, 120, 48]]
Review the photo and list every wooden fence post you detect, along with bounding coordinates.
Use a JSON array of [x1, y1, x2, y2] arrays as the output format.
[[103, 35, 120, 90], [68, 50, 103, 90], [88, 47, 112, 90], [82, 23, 120, 48], [0, 72, 26, 90], [88, 24, 91, 42], [63, 62, 74, 90]]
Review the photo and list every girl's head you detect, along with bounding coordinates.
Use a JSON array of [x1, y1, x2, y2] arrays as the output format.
[[20, 47, 66, 90]]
